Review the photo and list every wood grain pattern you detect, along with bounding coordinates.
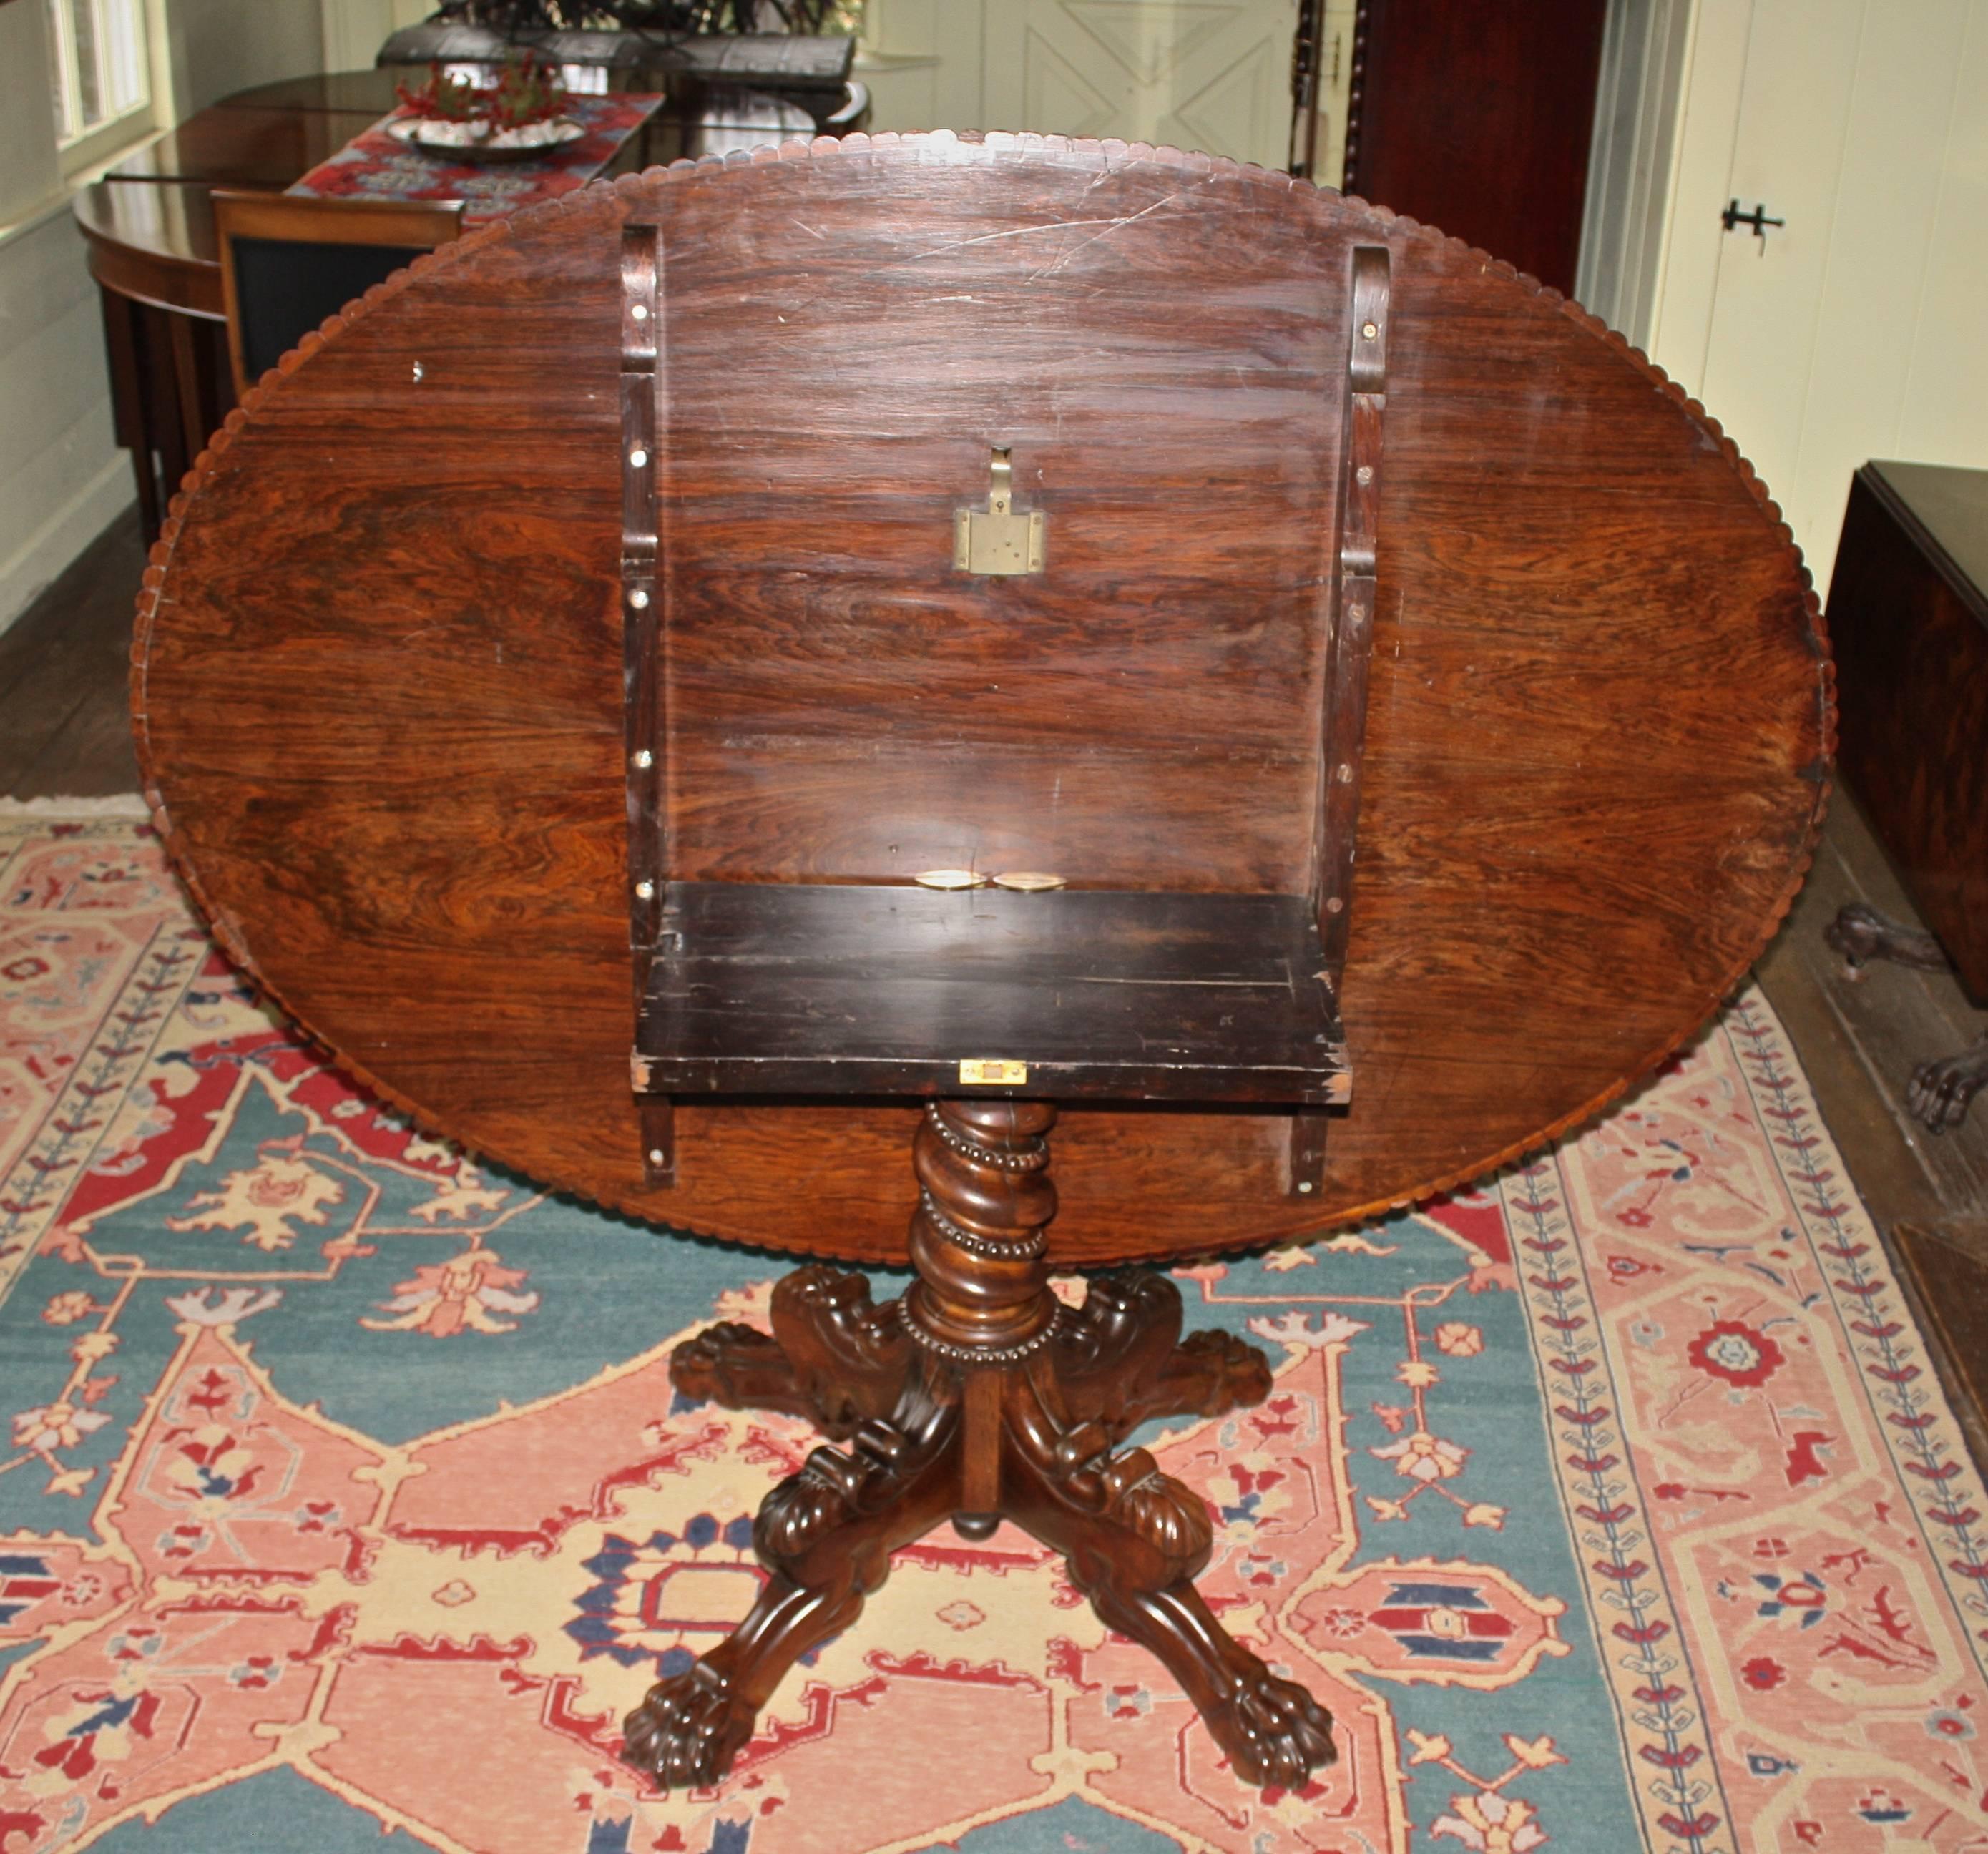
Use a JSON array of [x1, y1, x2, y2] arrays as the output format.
[[132, 133, 1833, 1267], [648, 158, 1348, 897], [73, 65, 851, 546]]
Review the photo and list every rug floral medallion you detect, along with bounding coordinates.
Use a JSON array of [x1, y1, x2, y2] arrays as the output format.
[[1, 812, 1984, 1854]]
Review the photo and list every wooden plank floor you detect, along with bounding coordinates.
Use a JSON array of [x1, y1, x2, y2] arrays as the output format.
[[0, 509, 145, 798], [6, 508, 1987, 1455], [1755, 782, 1988, 1470]]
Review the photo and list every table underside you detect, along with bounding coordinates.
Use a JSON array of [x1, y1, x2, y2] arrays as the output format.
[[632, 882, 1349, 1104]]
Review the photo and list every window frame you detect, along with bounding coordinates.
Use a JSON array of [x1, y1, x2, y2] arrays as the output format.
[[45, 0, 155, 177]]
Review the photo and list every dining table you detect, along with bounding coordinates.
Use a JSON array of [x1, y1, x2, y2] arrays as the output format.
[[74, 64, 868, 540]]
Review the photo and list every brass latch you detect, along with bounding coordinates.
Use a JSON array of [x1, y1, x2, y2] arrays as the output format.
[[953, 447, 1045, 577]]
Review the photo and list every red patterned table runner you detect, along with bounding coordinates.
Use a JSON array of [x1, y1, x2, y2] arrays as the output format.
[[287, 93, 661, 225]]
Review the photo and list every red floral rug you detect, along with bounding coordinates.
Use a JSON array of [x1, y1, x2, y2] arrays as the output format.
[[1, 804, 1984, 1853]]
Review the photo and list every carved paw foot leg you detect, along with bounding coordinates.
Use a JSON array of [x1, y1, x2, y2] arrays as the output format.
[[669, 1320, 795, 1411], [1826, 901, 1952, 976], [1909, 1031, 1988, 1134], [623, 1403, 956, 1790], [622, 1657, 758, 1790], [1009, 1411, 1335, 1792], [1090, 1575, 1336, 1788], [1194, 1636, 1338, 1789], [1054, 1269, 1273, 1438], [1150, 1326, 1275, 1423], [669, 1263, 913, 1436]]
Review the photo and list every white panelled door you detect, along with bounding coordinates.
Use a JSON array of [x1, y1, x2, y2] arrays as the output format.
[[1648, 0, 1988, 591], [979, 0, 1300, 171], [320, 0, 440, 74]]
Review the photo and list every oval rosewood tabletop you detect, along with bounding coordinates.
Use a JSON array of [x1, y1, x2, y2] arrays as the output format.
[[132, 132, 1832, 1268]]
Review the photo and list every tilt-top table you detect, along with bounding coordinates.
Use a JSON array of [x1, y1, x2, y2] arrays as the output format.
[[131, 132, 1831, 1795]]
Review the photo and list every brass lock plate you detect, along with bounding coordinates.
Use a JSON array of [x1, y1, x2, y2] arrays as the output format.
[[954, 447, 1046, 576], [959, 1058, 1028, 1084]]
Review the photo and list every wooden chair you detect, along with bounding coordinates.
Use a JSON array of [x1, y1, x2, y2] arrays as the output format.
[[212, 190, 464, 398]]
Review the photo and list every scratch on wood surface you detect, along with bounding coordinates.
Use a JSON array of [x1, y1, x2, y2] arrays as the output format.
[[907, 207, 1174, 265], [1027, 194, 1185, 283], [1067, 976, 1290, 989]]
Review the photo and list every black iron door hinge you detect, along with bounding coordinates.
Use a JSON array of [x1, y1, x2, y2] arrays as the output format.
[[1722, 199, 1786, 245]]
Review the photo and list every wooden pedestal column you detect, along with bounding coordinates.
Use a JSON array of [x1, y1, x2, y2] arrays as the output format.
[[622, 1098, 1336, 1792]]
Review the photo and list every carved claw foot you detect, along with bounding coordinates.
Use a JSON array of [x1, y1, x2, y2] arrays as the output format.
[[1054, 1269, 1274, 1435], [1826, 901, 1952, 976], [1009, 1381, 1336, 1793], [1160, 1326, 1275, 1421], [623, 1398, 959, 1791], [1908, 1031, 1988, 1134], [667, 1265, 911, 1436], [1205, 1661, 1338, 1790], [632, 1102, 1332, 1797], [669, 1321, 790, 1408], [622, 1660, 756, 1791]]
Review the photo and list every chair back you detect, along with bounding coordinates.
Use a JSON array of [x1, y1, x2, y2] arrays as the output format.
[[213, 190, 466, 398]]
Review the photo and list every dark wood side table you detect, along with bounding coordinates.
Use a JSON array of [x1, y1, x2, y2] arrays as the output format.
[[1823, 461, 1988, 1130]]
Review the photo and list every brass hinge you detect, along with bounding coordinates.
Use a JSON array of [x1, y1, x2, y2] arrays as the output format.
[[953, 447, 1046, 577]]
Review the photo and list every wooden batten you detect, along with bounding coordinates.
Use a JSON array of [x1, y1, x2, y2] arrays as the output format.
[[620, 222, 672, 1180], [1291, 244, 1389, 1197], [1316, 244, 1389, 975]]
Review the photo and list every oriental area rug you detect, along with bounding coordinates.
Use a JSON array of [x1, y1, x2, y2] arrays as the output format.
[[2, 805, 1987, 1854]]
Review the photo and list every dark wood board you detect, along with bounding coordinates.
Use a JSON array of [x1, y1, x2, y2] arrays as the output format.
[[214, 71, 407, 114], [1754, 793, 1988, 1230], [132, 134, 1832, 1267], [634, 883, 1346, 1103], [1892, 1220, 1988, 1479], [0, 513, 147, 800]]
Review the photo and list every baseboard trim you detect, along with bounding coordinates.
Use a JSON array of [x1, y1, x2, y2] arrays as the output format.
[[0, 454, 137, 638]]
